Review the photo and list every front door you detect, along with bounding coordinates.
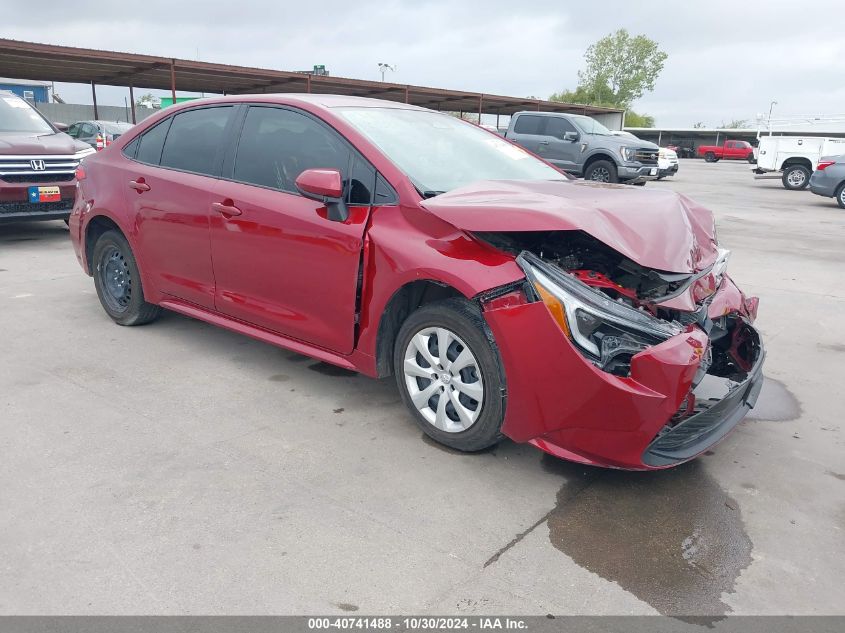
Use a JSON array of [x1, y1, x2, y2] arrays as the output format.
[[540, 116, 582, 172], [208, 105, 375, 354]]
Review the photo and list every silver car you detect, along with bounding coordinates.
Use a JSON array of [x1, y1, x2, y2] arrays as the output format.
[[809, 155, 845, 209]]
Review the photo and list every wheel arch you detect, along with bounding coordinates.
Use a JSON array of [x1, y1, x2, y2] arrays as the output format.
[[583, 152, 618, 172], [781, 157, 813, 171], [84, 214, 126, 275], [374, 280, 466, 378]]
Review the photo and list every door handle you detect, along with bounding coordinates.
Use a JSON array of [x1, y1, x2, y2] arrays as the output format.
[[212, 201, 242, 217], [538, 141, 550, 145], [129, 179, 150, 192]]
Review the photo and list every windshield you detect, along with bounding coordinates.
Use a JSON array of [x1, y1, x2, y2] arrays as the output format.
[[569, 114, 612, 136], [0, 94, 54, 134], [336, 107, 565, 194]]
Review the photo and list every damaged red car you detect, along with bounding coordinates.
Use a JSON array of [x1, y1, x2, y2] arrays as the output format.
[[69, 95, 764, 470]]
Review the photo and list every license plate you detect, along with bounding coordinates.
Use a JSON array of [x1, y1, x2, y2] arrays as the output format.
[[27, 186, 61, 203], [649, 168, 657, 176]]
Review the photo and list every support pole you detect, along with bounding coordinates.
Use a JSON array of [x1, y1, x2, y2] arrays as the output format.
[[496, 111, 500, 129], [170, 58, 177, 104], [91, 81, 98, 119], [404, 85, 409, 104], [306, 74, 311, 93], [536, 98, 541, 112], [478, 94, 483, 124], [129, 84, 136, 124]]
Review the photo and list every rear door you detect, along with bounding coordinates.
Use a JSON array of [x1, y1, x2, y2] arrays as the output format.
[[538, 116, 581, 172], [506, 114, 545, 156], [122, 105, 236, 308], [208, 104, 376, 354]]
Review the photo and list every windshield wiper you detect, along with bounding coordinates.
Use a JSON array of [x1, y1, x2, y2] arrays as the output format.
[[422, 190, 446, 199]]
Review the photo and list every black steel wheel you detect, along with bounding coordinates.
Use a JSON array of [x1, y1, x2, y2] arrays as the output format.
[[92, 230, 161, 326]]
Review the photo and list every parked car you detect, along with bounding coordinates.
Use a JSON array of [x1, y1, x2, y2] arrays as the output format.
[[696, 139, 755, 163], [667, 143, 694, 159], [0, 90, 95, 224], [754, 135, 845, 190], [657, 147, 679, 179], [67, 120, 135, 151], [69, 95, 763, 470], [808, 155, 845, 208], [505, 112, 659, 184]]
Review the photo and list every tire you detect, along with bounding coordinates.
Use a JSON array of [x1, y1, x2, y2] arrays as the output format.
[[704, 152, 716, 163], [632, 181, 647, 186], [747, 153, 757, 164], [835, 183, 845, 209], [782, 164, 811, 190], [393, 298, 505, 452], [92, 229, 161, 326], [584, 160, 618, 183]]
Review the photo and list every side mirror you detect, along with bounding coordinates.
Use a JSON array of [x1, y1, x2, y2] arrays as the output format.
[[563, 131, 579, 142], [53, 122, 69, 132], [295, 168, 349, 222]]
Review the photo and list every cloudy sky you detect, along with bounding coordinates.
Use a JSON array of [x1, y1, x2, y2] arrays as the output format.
[[2, 0, 844, 128]]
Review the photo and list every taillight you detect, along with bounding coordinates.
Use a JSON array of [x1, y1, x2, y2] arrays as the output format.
[[95, 134, 104, 151], [105, 134, 113, 147], [817, 160, 835, 171], [75, 166, 86, 181]]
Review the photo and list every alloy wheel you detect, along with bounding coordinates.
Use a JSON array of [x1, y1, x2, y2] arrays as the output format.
[[403, 326, 484, 433], [589, 167, 611, 182]]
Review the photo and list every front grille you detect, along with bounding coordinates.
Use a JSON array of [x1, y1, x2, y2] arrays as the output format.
[[0, 155, 81, 181], [635, 148, 659, 164], [0, 173, 75, 183], [0, 199, 74, 215]]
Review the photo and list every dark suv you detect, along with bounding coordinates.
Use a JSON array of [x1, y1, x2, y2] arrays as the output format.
[[0, 90, 95, 223]]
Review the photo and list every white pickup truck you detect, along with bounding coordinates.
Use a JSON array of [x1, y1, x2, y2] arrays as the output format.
[[753, 135, 845, 190]]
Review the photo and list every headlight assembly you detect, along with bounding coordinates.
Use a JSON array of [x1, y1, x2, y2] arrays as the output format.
[[619, 146, 636, 162], [517, 252, 683, 374]]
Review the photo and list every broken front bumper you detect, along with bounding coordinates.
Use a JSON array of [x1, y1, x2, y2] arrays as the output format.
[[482, 277, 762, 470]]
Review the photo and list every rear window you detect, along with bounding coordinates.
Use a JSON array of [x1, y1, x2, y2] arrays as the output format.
[[160, 106, 234, 176], [513, 115, 544, 135]]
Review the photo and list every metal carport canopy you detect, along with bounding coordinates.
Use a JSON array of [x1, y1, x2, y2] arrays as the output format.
[[0, 38, 621, 117]]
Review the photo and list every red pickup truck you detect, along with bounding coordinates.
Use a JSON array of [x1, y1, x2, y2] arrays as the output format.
[[697, 140, 755, 163]]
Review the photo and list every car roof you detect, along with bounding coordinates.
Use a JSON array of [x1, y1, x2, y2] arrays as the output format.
[[166, 93, 427, 112]]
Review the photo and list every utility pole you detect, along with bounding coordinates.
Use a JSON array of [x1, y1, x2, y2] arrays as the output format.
[[767, 100, 777, 136]]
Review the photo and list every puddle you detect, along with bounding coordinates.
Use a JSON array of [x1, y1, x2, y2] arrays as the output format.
[[543, 457, 752, 616], [817, 343, 845, 353], [745, 376, 801, 421], [307, 362, 357, 377]]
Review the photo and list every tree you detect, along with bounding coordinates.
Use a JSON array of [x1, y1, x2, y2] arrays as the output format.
[[135, 92, 160, 109], [721, 119, 749, 129], [549, 86, 616, 109], [578, 29, 668, 108], [624, 110, 655, 128], [692, 122, 706, 128]]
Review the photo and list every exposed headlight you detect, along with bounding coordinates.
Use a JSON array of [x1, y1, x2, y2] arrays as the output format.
[[517, 252, 683, 374], [619, 146, 636, 162]]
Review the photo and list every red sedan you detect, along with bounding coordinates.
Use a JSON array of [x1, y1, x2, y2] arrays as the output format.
[[69, 95, 763, 470]]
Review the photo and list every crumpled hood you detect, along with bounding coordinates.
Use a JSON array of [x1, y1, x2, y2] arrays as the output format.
[[0, 132, 90, 155], [420, 179, 718, 274]]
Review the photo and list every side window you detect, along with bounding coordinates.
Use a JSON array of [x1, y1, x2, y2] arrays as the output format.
[[233, 106, 351, 194], [374, 174, 397, 205], [544, 117, 577, 139], [160, 106, 234, 176], [135, 119, 171, 165], [348, 154, 375, 204], [67, 123, 81, 138], [513, 115, 544, 135], [122, 137, 139, 159]]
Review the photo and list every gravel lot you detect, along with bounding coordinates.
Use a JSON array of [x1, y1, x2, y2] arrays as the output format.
[[1, 159, 843, 616]]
